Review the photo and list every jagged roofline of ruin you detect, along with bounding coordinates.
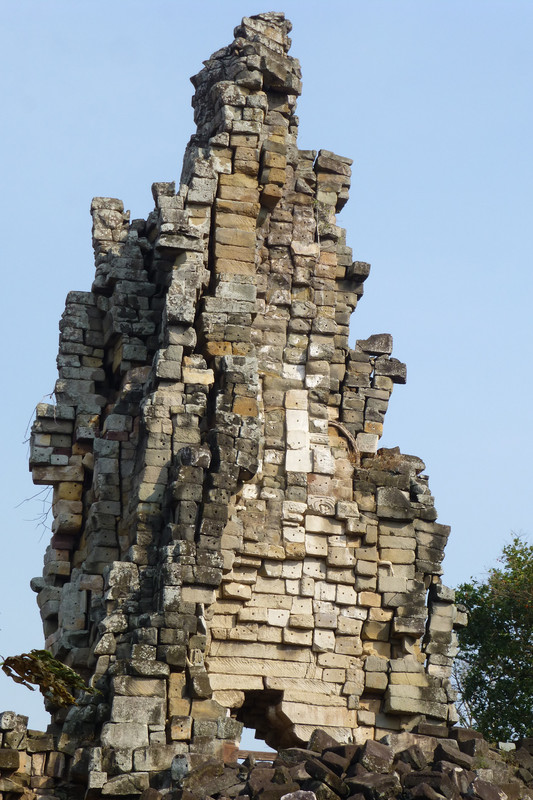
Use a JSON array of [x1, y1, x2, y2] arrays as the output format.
[[2, 11, 462, 798]]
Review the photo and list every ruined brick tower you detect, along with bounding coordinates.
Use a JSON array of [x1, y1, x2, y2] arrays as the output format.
[[3, 12, 463, 798]]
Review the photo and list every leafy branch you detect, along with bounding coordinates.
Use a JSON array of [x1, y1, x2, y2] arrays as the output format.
[[0, 650, 96, 707], [455, 534, 533, 741]]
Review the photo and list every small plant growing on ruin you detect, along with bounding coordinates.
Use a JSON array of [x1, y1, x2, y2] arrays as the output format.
[[0, 649, 96, 707]]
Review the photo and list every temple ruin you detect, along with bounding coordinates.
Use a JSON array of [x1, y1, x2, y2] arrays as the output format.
[[0, 12, 490, 799]]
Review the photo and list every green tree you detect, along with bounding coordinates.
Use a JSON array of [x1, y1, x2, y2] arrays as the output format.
[[454, 535, 533, 741]]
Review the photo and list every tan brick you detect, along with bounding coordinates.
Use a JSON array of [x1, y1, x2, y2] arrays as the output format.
[[217, 185, 260, 202], [368, 608, 393, 622], [380, 548, 415, 564], [389, 672, 429, 686], [335, 636, 362, 656], [209, 673, 262, 690], [168, 674, 190, 717], [203, 341, 233, 357], [216, 213, 256, 231], [219, 172, 258, 188], [359, 591, 381, 607], [260, 183, 283, 207], [365, 672, 388, 692], [261, 166, 286, 185], [364, 421, 383, 436], [56, 482, 83, 500], [281, 701, 356, 728], [212, 690, 245, 708], [257, 626, 283, 643], [169, 716, 192, 740], [234, 158, 260, 178], [262, 151, 287, 169], [238, 607, 268, 623], [232, 397, 259, 416], [254, 576, 286, 594], [323, 668, 346, 683], [362, 621, 391, 641], [221, 582, 252, 601], [362, 641, 391, 659], [337, 616, 363, 636], [181, 586, 216, 604], [229, 133, 259, 148], [215, 199, 260, 217], [246, 594, 292, 609], [228, 625, 258, 641], [317, 652, 354, 668], [289, 614, 314, 629], [33, 464, 84, 484], [215, 258, 256, 275], [214, 243, 255, 262], [283, 628, 312, 646]]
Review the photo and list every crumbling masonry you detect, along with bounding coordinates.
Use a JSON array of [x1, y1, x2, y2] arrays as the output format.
[[3, 12, 467, 798]]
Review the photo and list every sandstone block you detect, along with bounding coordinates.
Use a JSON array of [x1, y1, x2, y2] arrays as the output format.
[[101, 772, 149, 795], [101, 723, 149, 749], [168, 674, 191, 717], [111, 696, 165, 726], [169, 717, 193, 741]]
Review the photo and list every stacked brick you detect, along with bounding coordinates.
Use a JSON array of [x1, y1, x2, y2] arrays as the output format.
[[3, 11, 466, 798]]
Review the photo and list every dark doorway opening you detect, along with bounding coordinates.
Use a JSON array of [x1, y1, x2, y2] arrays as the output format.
[[235, 689, 305, 751]]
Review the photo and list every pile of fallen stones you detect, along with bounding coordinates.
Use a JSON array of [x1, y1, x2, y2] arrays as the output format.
[[174, 729, 533, 800]]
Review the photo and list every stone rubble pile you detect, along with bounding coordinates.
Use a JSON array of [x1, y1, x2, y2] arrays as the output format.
[[0, 10, 506, 800], [166, 728, 533, 800]]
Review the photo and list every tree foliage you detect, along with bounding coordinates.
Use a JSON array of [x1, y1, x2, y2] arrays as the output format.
[[0, 649, 96, 707], [454, 535, 533, 741]]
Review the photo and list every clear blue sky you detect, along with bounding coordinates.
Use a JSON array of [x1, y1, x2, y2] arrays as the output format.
[[1, 1, 532, 731]]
